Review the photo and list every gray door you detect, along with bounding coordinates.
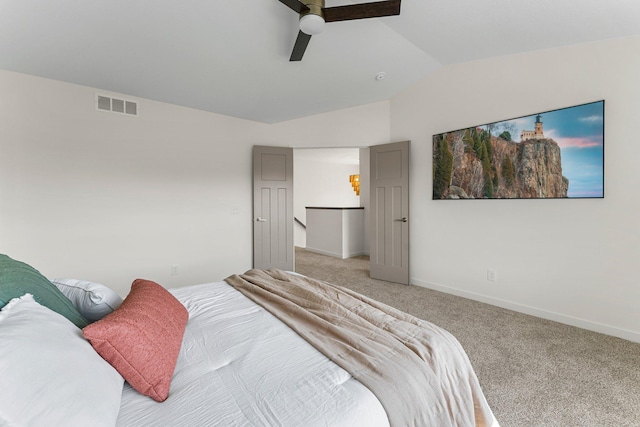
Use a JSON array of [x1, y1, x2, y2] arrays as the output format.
[[369, 141, 410, 284], [253, 146, 294, 270]]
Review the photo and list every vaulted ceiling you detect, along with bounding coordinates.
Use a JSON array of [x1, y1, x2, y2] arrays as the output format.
[[1, 0, 639, 123]]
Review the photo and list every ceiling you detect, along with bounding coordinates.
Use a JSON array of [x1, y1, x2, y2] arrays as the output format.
[[1, 0, 639, 123]]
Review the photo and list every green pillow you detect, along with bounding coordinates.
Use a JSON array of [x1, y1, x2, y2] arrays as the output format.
[[0, 254, 88, 328]]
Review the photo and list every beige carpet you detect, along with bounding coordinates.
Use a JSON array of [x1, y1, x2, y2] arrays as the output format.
[[294, 247, 640, 427]]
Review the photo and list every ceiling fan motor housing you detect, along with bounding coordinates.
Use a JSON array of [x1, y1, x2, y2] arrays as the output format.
[[299, 0, 325, 35]]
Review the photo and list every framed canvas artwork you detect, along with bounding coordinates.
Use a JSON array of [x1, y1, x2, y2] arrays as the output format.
[[432, 100, 604, 199]]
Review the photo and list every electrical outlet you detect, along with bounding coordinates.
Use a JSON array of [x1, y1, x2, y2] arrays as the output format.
[[171, 265, 179, 276], [487, 268, 497, 282]]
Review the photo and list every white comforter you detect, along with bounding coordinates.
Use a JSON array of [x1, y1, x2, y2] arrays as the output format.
[[116, 281, 390, 427]]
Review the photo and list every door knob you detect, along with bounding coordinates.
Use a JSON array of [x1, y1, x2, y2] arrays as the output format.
[[395, 217, 408, 223], [256, 217, 268, 222]]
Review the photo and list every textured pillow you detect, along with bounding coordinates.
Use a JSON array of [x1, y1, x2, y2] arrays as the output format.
[[83, 279, 189, 402], [0, 294, 124, 427], [50, 278, 124, 322], [0, 254, 88, 328]]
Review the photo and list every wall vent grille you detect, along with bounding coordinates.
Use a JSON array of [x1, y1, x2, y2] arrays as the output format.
[[96, 94, 138, 116]]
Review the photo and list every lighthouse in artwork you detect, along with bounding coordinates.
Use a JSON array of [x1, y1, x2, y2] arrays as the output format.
[[520, 114, 545, 141]]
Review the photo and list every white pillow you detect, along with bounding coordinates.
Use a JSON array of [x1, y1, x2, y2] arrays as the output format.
[[0, 294, 124, 427], [50, 278, 123, 322]]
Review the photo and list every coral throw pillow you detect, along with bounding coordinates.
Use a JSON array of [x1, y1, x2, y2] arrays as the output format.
[[83, 279, 189, 402]]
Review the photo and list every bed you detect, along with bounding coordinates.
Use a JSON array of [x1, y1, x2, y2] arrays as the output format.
[[0, 254, 499, 427]]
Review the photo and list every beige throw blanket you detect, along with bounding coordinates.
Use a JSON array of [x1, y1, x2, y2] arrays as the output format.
[[225, 269, 498, 427]]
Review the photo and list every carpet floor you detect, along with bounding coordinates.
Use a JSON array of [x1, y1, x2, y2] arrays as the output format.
[[294, 247, 640, 427]]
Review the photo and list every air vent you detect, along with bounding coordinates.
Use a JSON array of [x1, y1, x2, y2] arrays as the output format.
[[96, 94, 138, 116]]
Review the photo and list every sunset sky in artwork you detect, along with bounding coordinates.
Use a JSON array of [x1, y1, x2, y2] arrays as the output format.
[[485, 101, 604, 198]]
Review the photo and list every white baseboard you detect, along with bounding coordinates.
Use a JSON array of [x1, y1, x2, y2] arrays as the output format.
[[304, 247, 343, 258], [411, 278, 640, 344]]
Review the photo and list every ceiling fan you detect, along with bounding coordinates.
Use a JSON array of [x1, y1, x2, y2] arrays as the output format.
[[278, 0, 401, 61]]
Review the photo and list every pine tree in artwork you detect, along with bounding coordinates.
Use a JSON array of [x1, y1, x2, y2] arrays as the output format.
[[499, 131, 512, 142], [502, 155, 515, 188], [483, 130, 492, 159], [473, 129, 483, 158], [463, 129, 474, 153], [481, 145, 493, 198], [433, 136, 453, 199]]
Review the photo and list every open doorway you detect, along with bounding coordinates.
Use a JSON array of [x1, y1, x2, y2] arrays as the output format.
[[253, 143, 409, 284], [293, 147, 370, 272]]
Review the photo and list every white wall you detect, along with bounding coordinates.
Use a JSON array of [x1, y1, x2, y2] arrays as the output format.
[[0, 70, 389, 296], [0, 71, 263, 295], [293, 148, 360, 248], [305, 208, 365, 259], [391, 36, 640, 342]]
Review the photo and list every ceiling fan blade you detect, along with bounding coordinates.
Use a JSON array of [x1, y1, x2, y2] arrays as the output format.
[[278, 0, 310, 14], [290, 30, 312, 61], [323, 0, 401, 22]]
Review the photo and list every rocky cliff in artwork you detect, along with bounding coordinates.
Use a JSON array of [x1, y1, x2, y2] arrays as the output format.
[[433, 128, 568, 199]]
